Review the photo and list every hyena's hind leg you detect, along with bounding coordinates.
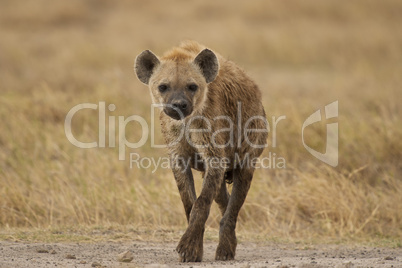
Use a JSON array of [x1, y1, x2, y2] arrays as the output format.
[[214, 170, 232, 216], [215, 168, 254, 261]]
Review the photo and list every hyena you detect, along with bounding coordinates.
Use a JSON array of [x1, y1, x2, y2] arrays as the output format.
[[134, 41, 267, 262]]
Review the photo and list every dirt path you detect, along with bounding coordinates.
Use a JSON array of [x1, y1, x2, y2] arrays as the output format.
[[0, 241, 400, 267]]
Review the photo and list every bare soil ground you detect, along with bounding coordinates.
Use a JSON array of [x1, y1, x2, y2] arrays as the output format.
[[0, 241, 400, 268]]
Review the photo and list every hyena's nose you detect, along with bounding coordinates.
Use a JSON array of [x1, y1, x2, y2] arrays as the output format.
[[172, 100, 188, 112], [165, 99, 192, 120]]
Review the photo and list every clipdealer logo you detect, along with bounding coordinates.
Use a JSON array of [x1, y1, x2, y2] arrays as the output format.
[[64, 101, 338, 168], [302, 101, 338, 167]]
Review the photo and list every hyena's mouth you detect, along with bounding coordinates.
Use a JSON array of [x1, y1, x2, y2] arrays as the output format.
[[163, 107, 193, 120]]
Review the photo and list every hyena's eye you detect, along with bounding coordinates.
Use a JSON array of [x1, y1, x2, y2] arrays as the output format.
[[188, 84, 198, 92], [158, 84, 168, 93]]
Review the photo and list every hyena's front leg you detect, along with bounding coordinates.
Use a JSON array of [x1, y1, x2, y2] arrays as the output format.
[[171, 162, 197, 223], [176, 167, 225, 262], [215, 168, 254, 261]]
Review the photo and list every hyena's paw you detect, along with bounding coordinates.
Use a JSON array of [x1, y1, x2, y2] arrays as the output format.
[[176, 230, 203, 262], [215, 231, 237, 261]]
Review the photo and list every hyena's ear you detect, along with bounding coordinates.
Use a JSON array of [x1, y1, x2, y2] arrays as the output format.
[[194, 49, 219, 83], [134, 50, 160, 85]]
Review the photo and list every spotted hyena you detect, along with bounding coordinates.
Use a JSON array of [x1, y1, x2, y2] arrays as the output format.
[[134, 41, 267, 262]]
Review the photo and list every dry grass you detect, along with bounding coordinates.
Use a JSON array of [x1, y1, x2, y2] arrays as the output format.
[[0, 0, 401, 244]]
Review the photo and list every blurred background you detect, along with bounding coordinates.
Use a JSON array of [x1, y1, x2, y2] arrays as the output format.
[[0, 0, 401, 243]]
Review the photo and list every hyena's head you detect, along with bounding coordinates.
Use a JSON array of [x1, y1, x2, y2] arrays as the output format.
[[134, 49, 219, 120]]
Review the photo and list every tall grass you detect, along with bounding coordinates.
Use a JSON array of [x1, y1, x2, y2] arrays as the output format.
[[0, 0, 401, 242]]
